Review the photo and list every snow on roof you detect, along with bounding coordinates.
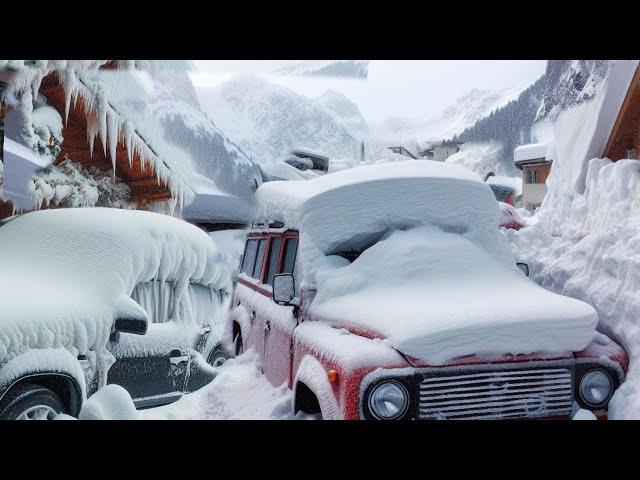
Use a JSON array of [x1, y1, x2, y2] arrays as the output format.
[[256, 160, 510, 269], [182, 174, 255, 224], [0, 208, 227, 369], [291, 146, 329, 161], [514, 142, 549, 163], [262, 161, 322, 181], [1, 61, 196, 209], [310, 225, 597, 365]]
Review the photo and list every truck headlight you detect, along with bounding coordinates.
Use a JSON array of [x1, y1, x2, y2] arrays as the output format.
[[368, 380, 409, 420], [579, 369, 614, 408]]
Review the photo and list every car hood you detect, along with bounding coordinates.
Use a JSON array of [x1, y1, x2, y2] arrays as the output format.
[[308, 226, 598, 366]]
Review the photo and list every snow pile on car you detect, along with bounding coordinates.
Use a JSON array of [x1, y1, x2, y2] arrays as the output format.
[[255, 160, 515, 274], [311, 225, 597, 365], [0, 208, 228, 390], [256, 160, 597, 364], [504, 60, 640, 418]]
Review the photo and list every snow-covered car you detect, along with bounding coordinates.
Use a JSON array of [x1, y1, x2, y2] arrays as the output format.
[[499, 201, 527, 230], [0, 208, 230, 420], [226, 160, 628, 420]]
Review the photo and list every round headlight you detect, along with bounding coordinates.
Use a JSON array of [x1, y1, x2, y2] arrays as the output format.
[[368, 380, 409, 420], [579, 369, 614, 408]]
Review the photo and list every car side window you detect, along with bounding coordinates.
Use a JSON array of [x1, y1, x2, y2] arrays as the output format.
[[240, 239, 259, 275], [281, 238, 299, 275], [131, 280, 174, 323], [265, 237, 283, 286], [253, 239, 267, 280]]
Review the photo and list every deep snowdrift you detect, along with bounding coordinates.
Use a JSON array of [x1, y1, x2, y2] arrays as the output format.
[[504, 60, 640, 418], [506, 159, 640, 418], [0, 208, 228, 388]]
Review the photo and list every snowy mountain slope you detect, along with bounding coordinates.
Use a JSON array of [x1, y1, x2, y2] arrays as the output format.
[[275, 60, 369, 78], [314, 89, 368, 139], [196, 75, 361, 165], [375, 85, 530, 144], [537, 60, 612, 121], [144, 70, 265, 202], [451, 76, 546, 176]]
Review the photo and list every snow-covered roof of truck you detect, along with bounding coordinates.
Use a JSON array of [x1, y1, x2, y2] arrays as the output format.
[[255, 160, 506, 259], [0, 208, 228, 368]]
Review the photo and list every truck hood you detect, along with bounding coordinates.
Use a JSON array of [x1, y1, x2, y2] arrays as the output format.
[[308, 226, 598, 366]]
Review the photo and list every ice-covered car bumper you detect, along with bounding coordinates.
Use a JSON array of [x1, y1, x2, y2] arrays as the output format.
[[359, 357, 625, 420]]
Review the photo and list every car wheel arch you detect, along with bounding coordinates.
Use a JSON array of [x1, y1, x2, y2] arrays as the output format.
[[0, 373, 83, 417], [293, 355, 343, 420]]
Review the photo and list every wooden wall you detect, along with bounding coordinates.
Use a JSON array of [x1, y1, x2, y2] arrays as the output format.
[[39, 71, 173, 206], [523, 163, 551, 184], [603, 66, 640, 161]]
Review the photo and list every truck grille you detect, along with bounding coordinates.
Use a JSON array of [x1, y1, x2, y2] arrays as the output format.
[[419, 368, 573, 420]]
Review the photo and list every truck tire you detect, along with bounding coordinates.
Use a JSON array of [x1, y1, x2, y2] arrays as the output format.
[[234, 332, 244, 356], [0, 384, 65, 420], [207, 343, 231, 367]]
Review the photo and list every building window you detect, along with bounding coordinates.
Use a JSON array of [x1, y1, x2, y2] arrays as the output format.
[[527, 169, 538, 184]]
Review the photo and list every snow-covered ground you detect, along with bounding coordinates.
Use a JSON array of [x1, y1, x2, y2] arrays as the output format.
[[62, 351, 309, 420], [141, 352, 303, 420]]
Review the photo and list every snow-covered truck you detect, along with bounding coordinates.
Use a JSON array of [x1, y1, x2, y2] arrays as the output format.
[[0, 208, 230, 419], [227, 160, 628, 420]]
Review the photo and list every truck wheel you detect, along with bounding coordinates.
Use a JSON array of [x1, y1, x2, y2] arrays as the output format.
[[234, 332, 244, 356], [207, 344, 231, 368], [0, 384, 65, 420]]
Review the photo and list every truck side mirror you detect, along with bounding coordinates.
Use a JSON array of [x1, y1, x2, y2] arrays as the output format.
[[516, 262, 530, 277], [273, 274, 295, 305]]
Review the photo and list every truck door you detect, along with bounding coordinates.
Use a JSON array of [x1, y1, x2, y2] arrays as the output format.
[[232, 236, 269, 357], [261, 234, 299, 387]]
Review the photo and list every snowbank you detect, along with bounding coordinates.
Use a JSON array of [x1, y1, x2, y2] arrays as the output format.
[[141, 352, 304, 420], [78, 384, 138, 420], [310, 225, 597, 365], [506, 158, 640, 418], [0, 208, 228, 387], [543, 60, 638, 233]]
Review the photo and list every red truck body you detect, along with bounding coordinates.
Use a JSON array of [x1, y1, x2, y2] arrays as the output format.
[[226, 228, 628, 420]]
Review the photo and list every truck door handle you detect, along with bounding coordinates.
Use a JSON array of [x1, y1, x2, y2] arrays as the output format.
[[169, 349, 189, 365]]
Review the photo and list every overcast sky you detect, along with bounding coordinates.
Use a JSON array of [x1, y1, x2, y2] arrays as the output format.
[[191, 60, 547, 124]]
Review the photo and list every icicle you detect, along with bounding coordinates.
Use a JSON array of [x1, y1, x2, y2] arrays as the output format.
[[61, 68, 77, 124], [96, 89, 108, 157], [106, 110, 120, 180], [123, 121, 135, 166], [86, 110, 100, 158]]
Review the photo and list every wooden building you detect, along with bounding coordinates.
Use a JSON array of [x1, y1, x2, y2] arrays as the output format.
[[514, 143, 551, 211], [603, 65, 640, 161], [0, 61, 185, 220]]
